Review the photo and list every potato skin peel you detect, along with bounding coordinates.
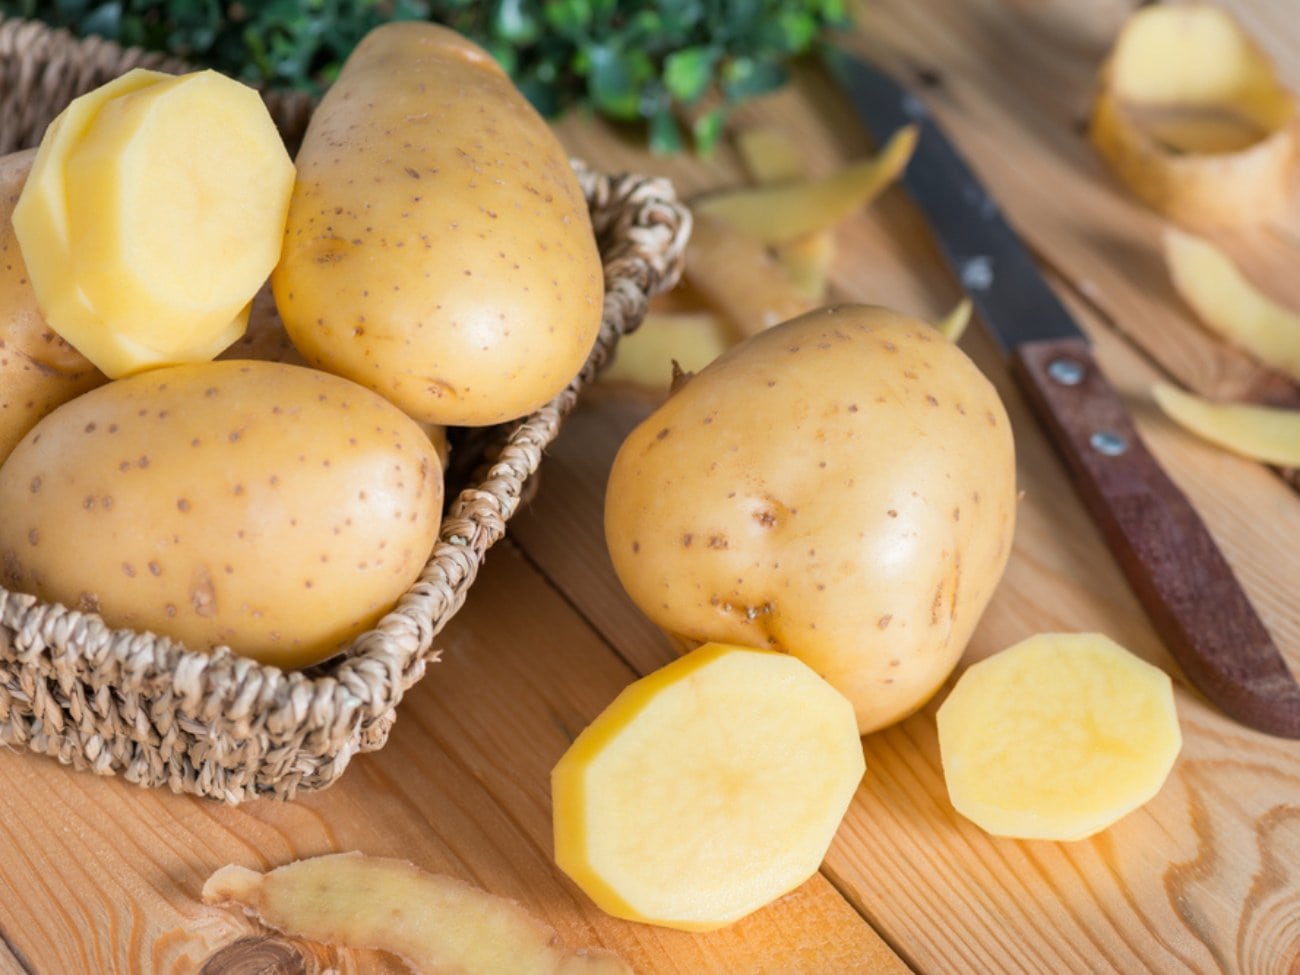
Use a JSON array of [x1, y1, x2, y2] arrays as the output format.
[[604, 304, 1017, 734], [273, 22, 604, 427], [203, 853, 632, 974], [1088, 4, 1299, 227]]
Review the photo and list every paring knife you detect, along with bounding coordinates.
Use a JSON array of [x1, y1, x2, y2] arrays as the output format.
[[823, 47, 1300, 739]]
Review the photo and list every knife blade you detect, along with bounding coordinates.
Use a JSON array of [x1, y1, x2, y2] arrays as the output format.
[[823, 46, 1300, 739]]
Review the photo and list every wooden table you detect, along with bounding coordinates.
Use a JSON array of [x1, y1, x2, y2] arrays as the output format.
[[3, 1, 1298, 972]]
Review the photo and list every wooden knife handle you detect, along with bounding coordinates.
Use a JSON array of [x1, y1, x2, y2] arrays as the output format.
[[1011, 336, 1300, 739]]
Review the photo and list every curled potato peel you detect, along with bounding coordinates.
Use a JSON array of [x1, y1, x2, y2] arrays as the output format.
[[1088, 4, 1298, 227], [1153, 383, 1300, 469], [1163, 228, 1300, 382]]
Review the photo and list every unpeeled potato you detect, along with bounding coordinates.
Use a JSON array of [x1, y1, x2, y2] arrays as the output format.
[[604, 305, 1017, 734], [0, 149, 105, 465], [0, 360, 443, 667], [273, 22, 604, 427]]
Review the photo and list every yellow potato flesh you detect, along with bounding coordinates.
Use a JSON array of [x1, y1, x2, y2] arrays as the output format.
[[937, 633, 1182, 842], [0, 149, 106, 465], [273, 22, 603, 427], [1088, 5, 1297, 227], [13, 69, 293, 378], [0, 360, 442, 667], [1163, 228, 1300, 382], [693, 124, 917, 245], [604, 305, 1018, 734], [203, 854, 631, 974], [11, 69, 169, 370], [1153, 383, 1300, 468], [63, 71, 293, 352], [683, 211, 815, 337], [552, 643, 864, 931], [601, 310, 733, 391]]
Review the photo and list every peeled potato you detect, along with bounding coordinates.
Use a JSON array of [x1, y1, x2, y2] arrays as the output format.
[[1088, 4, 1298, 227], [10, 68, 168, 373], [0, 149, 106, 465], [937, 633, 1182, 842], [14, 69, 295, 378], [1163, 228, 1300, 382], [204, 853, 630, 974], [552, 643, 864, 931], [1153, 382, 1300, 468]]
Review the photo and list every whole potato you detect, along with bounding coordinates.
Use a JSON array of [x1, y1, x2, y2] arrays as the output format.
[[0, 149, 106, 465], [604, 305, 1017, 734], [272, 22, 604, 427], [0, 360, 443, 668]]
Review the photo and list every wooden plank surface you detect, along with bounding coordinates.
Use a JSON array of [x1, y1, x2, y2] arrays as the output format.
[[2, 0, 1299, 972]]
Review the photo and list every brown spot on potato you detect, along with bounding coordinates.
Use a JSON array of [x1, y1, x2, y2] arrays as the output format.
[[26, 528, 38, 546], [148, 561, 162, 577], [191, 568, 216, 618], [77, 591, 100, 612], [28, 476, 41, 494], [631, 541, 640, 554], [878, 615, 893, 630], [682, 533, 693, 548], [177, 498, 192, 513], [707, 535, 728, 550], [122, 563, 136, 578]]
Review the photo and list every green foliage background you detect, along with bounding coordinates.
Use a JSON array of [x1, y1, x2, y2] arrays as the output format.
[[2, 0, 851, 151]]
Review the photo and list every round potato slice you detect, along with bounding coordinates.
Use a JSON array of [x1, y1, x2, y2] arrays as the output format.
[[937, 633, 1182, 842], [552, 643, 864, 931]]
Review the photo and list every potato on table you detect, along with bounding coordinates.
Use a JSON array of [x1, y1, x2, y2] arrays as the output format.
[[273, 22, 604, 427], [604, 304, 1018, 734]]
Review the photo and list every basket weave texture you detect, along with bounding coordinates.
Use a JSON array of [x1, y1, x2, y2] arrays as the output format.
[[0, 17, 690, 803]]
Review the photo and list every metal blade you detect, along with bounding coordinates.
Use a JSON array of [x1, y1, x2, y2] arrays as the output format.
[[822, 46, 1082, 353]]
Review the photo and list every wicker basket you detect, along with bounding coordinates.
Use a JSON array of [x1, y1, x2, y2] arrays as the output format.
[[0, 18, 690, 803]]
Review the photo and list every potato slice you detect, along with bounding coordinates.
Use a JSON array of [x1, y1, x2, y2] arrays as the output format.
[[1153, 383, 1300, 468], [552, 643, 865, 932], [1088, 5, 1297, 227], [693, 124, 918, 244], [683, 211, 816, 337], [1163, 228, 1300, 382], [203, 853, 630, 975], [937, 633, 1182, 842], [602, 311, 734, 390]]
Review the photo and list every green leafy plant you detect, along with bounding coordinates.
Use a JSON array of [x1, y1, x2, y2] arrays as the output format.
[[1, 0, 851, 152]]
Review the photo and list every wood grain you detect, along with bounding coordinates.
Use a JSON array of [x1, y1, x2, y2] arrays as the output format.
[[2, 0, 1299, 972], [0, 542, 904, 974]]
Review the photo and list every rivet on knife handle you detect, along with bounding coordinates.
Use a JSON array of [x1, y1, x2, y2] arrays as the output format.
[[1013, 336, 1300, 739]]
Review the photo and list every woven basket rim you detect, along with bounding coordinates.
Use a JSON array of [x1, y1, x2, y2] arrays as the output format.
[[0, 15, 691, 802]]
